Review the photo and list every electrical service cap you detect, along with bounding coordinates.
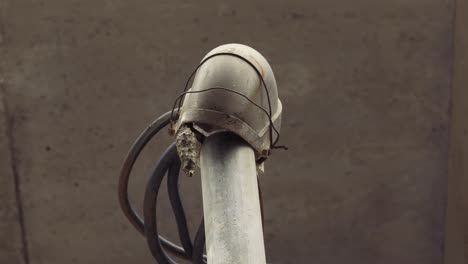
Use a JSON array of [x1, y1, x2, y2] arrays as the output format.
[[173, 43, 283, 158]]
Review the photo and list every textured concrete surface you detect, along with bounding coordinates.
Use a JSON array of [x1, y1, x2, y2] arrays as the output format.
[[0, 86, 25, 264], [0, 1, 454, 264], [0, 2, 25, 261], [445, 0, 468, 263]]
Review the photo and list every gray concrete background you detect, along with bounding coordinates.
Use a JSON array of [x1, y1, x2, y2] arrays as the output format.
[[0, 1, 454, 264], [445, 0, 468, 263]]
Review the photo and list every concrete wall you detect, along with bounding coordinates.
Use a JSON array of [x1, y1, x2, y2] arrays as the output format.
[[0, 86, 25, 264], [445, 0, 468, 263], [0, 1, 454, 264]]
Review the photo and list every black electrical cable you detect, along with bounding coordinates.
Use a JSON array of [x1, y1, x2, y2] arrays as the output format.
[[167, 154, 193, 258], [118, 111, 172, 235], [143, 144, 178, 264], [144, 143, 208, 264], [118, 110, 198, 259], [192, 219, 206, 264], [118, 110, 208, 263]]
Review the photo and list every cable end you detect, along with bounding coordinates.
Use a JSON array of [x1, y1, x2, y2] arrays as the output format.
[[272, 145, 288, 151]]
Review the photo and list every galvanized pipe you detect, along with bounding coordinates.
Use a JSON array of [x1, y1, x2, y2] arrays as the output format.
[[200, 132, 266, 264]]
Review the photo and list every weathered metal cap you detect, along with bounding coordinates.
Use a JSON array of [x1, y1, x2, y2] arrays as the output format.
[[174, 43, 282, 158]]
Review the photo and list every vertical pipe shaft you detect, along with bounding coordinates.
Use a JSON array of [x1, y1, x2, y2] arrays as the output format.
[[200, 133, 266, 264]]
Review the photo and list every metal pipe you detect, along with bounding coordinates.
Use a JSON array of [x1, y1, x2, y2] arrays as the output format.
[[200, 132, 266, 264]]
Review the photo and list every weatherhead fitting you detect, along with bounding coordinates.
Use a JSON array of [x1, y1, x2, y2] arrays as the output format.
[[174, 43, 282, 159]]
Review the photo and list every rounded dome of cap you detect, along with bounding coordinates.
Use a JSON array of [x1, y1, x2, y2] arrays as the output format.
[[175, 43, 282, 157]]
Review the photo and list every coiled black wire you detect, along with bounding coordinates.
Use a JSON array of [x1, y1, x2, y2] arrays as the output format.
[[118, 109, 270, 263], [143, 143, 205, 264], [118, 110, 206, 262]]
